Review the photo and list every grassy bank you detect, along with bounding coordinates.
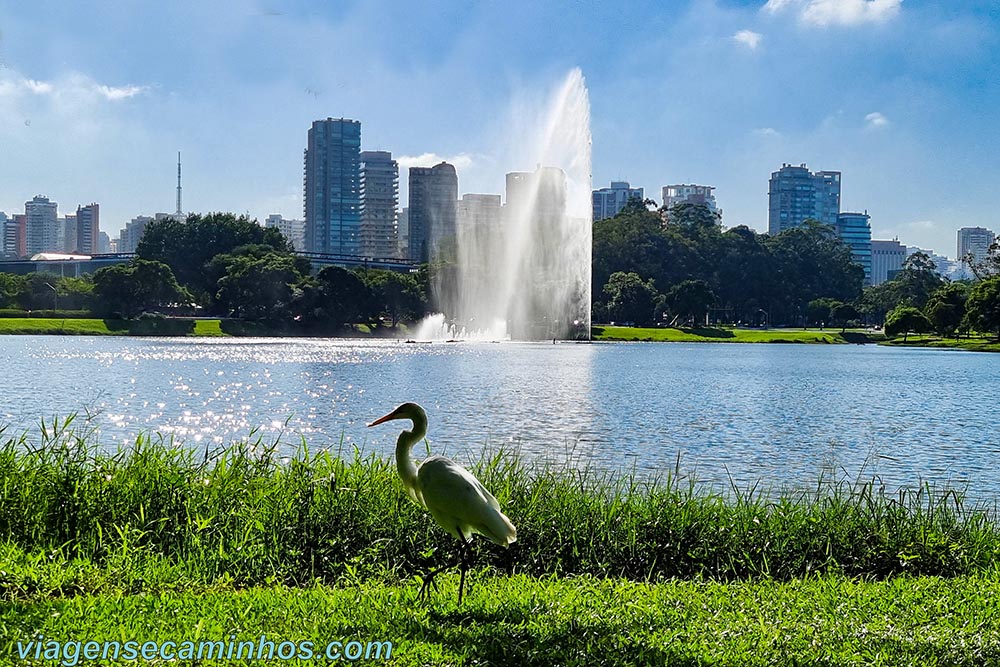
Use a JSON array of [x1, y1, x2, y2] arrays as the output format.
[[5, 572, 1000, 665], [3, 423, 1000, 663], [880, 333, 1000, 353], [592, 325, 884, 344], [2, 421, 998, 589]]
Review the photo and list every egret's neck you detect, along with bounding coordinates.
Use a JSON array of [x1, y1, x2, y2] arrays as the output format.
[[395, 413, 427, 503]]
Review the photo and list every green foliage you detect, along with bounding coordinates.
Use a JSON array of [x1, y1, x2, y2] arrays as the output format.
[[965, 276, 1000, 338], [830, 302, 859, 332], [806, 298, 841, 326], [1, 422, 998, 593], [5, 573, 1000, 665], [665, 279, 715, 325], [136, 213, 291, 299], [214, 252, 303, 321], [602, 272, 659, 326], [593, 210, 864, 327], [884, 305, 933, 341], [926, 282, 970, 338], [92, 260, 189, 318], [357, 269, 426, 328], [0, 273, 26, 307]]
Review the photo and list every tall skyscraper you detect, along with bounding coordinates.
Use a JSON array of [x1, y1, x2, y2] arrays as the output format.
[[407, 162, 457, 263], [359, 151, 399, 258], [303, 118, 362, 255], [871, 239, 907, 286], [836, 212, 872, 285], [957, 226, 995, 271], [592, 181, 643, 221], [25, 195, 59, 256], [767, 164, 841, 235], [75, 204, 99, 254]]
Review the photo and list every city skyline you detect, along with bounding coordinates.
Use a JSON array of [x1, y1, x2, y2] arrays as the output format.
[[1, 1, 998, 258]]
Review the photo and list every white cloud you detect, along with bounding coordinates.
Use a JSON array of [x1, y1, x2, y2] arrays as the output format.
[[865, 111, 889, 128], [24, 79, 54, 94], [763, 0, 902, 27], [752, 127, 781, 138], [397, 152, 474, 170], [0, 71, 147, 102], [96, 84, 148, 100], [733, 30, 763, 50]]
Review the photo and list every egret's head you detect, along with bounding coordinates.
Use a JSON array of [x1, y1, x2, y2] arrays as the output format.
[[367, 402, 427, 428]]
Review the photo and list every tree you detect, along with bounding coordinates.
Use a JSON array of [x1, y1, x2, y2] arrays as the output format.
[[92, 260, 188, 318], [764, 220, 864, 325], [925, 283, 969, 338], [666, 279, 716, 326], [884, 305, 932, 342], [359, 269, 425, 328], [807, 298, 841, 327], [891, 251, 945, 310], [602, 272, 659, 326], [215, 253, 302, 321], [830, 303, 859, 332], [0, 273, 25, 308], [964, 276, 1000, 338], [136, 213, 292, 300]]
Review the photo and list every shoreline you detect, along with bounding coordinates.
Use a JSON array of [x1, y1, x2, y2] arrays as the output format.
[[1, 318, 998, 352]]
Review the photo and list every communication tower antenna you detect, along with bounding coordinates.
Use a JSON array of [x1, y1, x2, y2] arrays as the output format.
[[175, 152, 183, 216]]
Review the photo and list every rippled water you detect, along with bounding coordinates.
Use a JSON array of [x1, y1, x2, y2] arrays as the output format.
[[2, 336, 999, 497]]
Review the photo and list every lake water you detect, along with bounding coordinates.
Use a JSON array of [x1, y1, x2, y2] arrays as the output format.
[[2, 335, 999, 498]]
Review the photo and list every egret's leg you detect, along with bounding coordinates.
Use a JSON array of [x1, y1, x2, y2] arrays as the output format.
[[457, 531, 472, 606], [417, 550, 461, 602]]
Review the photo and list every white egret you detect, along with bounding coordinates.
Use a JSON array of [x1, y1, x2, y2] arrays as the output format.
[[367, 402, 516, 604]]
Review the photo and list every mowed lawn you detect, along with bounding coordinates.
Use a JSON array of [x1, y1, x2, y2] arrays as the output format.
[[592, 325, 879, 344], [4, 574, 1000, 666]]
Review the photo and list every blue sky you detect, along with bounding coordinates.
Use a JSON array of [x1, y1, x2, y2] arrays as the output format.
[[1, 0, 997, 258]]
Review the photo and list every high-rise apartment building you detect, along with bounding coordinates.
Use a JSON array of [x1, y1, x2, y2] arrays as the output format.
[[767, 164, 841, 235], [303, 118, 362, 255], [75, 204, 100, 254], [397, 208, 409, 260], [25, 195, 60, 256], [265, 214, 306, 251], [62, 214, 77, 253], [957, 226, 995, 271], [408, 162, 457, 263], [359, 151, 399, 259], [836, 212, 872, 285], [871, 239, 907, 286], [662, 184, 719, 213], [592, 181, 643, 221]]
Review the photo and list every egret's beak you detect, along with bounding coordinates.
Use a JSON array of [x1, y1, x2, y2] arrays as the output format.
[[367, 409, 400, 427]]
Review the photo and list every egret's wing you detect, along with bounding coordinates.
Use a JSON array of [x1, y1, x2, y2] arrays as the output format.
[[417, 456, 517, 547]]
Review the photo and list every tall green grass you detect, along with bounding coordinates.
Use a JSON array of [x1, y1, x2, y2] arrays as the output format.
[[1, 417, 998, 600]]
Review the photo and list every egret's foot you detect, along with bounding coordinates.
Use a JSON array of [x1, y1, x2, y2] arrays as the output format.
[[416, 571, 441, 602]]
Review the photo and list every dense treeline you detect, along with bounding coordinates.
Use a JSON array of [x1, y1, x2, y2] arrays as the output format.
[[593, 200, 863, 326], [593, 199, 1000, 339], [0, 213, 429, 333], [3, 207, 999, 339]]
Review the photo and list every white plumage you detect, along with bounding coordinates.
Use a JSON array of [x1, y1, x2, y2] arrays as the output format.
[[368, 402, 516, 602]]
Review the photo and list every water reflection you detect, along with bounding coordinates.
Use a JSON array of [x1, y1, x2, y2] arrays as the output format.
[[1, 336, 999, 499]]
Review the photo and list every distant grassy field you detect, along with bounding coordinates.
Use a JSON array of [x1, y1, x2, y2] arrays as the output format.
[[592, 325, 882, 344], [880, 333, 1000, 353], [0, 318, 118, 335], [0, 318, 227, 337]]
